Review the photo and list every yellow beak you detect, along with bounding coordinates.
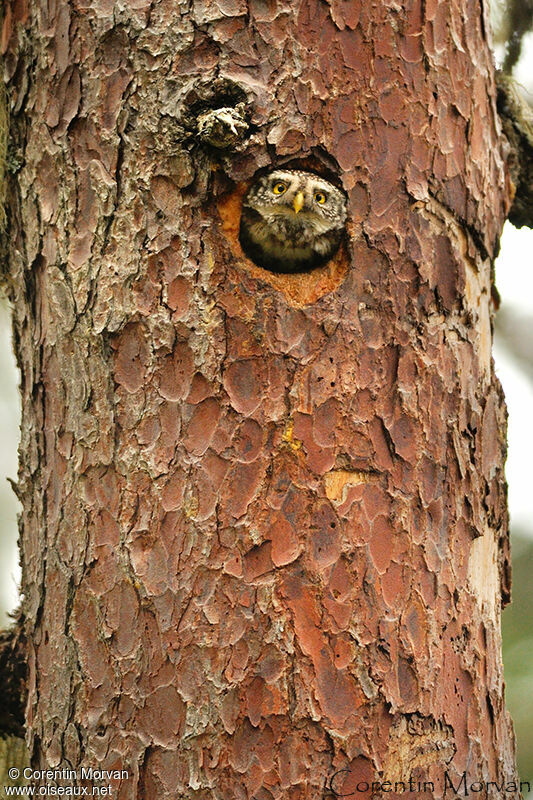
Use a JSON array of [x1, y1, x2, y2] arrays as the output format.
[[293, 191, 305, 214]]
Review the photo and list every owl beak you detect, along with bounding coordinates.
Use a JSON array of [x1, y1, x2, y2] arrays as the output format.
[[293, 192, 305, 214]]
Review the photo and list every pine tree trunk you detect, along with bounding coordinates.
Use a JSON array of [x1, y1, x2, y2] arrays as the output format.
[[2, 0, 519, 798]]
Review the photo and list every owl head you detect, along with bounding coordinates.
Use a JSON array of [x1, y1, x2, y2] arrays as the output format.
[[239, 169, 347, 273]]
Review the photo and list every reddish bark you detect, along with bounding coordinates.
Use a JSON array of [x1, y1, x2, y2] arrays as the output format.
[[2, 0, 519, 798]]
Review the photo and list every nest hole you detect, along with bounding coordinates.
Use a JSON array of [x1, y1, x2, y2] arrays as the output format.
[[217, 176, 351, 307]]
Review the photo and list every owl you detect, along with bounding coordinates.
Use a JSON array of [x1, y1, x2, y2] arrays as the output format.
[[239, 169, 347, 273]]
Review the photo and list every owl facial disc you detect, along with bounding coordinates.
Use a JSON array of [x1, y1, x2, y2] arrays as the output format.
[[239, 169, 347, 274]]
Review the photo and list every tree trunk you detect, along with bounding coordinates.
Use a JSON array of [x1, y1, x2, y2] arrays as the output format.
[[2, 0, 520, 798]]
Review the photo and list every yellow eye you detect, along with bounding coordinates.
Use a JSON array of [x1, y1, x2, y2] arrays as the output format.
[[273, 181, 287, 195], [314, 191, 327, 204]]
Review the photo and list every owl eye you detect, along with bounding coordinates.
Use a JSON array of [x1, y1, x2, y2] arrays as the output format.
[[272, 181, 287, 195], [314, 191, 327, 204]]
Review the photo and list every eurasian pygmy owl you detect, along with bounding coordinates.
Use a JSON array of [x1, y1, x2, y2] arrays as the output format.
[[239, 169, 347, 273]]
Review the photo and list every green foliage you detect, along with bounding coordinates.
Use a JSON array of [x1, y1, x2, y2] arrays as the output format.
[[0, 736, 29, 788], [503, 531, 533, 780]]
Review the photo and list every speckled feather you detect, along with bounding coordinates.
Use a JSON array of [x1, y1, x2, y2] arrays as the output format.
[[239, 169, 347, 273]]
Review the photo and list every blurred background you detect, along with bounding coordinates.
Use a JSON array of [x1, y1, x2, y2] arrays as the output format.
[[491, 0, 533, 786], [0, 0, 532, 784]]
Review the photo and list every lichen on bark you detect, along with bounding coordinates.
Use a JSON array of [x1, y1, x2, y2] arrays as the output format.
[[496, 71, 533, 229], [0, 73, 8, 231]]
